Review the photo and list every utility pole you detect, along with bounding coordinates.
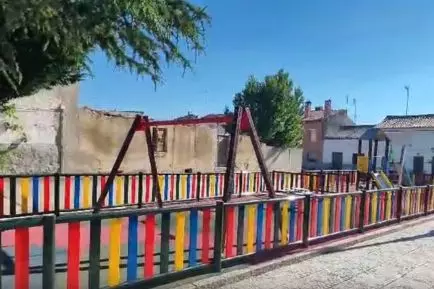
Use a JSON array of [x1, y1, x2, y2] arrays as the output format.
[[404, 86, 410, 115]]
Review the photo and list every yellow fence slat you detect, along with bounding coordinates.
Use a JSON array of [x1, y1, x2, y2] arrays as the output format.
[[175, 212, 186, 271], [108, 218, 122, 286], [281, 202, 289, 245], [246, 205, 256, 253]]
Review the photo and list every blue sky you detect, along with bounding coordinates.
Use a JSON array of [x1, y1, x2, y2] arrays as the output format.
[[80, 0, 434, 124]]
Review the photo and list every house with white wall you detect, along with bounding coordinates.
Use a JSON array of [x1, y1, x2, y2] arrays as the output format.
[[321, 114, 434, 174], [376, 114, 434, 174], [323, 125, 386, 170]]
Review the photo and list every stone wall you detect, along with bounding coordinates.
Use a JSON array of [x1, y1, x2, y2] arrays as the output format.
[[64, 107, 301, 173], [0, 84, 79, 174]]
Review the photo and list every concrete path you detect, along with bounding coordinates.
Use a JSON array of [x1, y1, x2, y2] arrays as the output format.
[[221, 219, 434, 289]]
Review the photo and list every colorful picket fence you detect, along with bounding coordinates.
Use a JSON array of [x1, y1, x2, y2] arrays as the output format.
[[223, 197, 305, 258], [0, 172, 269, 217], [0, 170, 367, 217], [1, 185, 434, 289], [273, 171, 356, 193]]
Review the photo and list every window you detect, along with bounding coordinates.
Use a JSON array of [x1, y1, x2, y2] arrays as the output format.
[[309, 129, 317, 142], [152, 127, 168, 153]]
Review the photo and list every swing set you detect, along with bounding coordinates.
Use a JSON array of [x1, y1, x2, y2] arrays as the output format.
[[93, 106, 277, 212]]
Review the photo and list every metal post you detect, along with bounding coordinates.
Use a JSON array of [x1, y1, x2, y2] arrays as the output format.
[[384, 139, 390, 173], [367, 139, 373, 190], [54, 174, 60, 216], [302, 194, 311, 247], [373, 140, 379, 171], [359, 190, 366, 233], [213, 201, 224, 272], [88, 219, 101, 289], [397, 187, 403, 222], [424, 185, 430, 215], [42, 215, 56, 289]]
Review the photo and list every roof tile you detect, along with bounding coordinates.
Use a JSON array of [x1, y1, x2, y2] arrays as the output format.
[[376, 114, 434, 129]]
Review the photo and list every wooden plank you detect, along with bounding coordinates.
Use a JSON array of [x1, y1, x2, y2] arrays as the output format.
[[108, 218, 122, 286], [225, 207, 235, 257], [15, 227, 29, 289], [281, 202, 289, 245], [127, 216, 138, 281], [160, 212, 171, 273], [188, 209, 199, 266], [88, 219, 101, 289], [10, 176, 16, 215], [74, 176, 80, 209], [289, 201, 296, 242], [256, 203, 264, 251], [64, 176, 71, 210], [21, 178, 30, 214], [174, 212, 186, 271], [67, 222, 81, 289], [94, 115, 141, 212], [83, 176, 91, 209], [32, 176, 39, 213], [144, 116, 163, 207], [144, 214, 156, 278], [244, 108, 275, 198], [201, 209, 211, 264], [236, 205, 245, 255], [42, 215, 56, 289], [124, 175, 130, 205], [264, 203, 273, 249], [246, 205, 255, 253], [222, 107, 242, 202]]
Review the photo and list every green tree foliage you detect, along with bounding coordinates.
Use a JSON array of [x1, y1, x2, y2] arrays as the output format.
[[229, 69, 304, 148], [0, 0, 210, 104]]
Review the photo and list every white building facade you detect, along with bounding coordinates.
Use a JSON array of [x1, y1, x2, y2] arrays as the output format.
[[321, 115, 434, 174]]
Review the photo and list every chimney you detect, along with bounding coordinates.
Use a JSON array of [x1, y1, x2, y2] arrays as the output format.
[[324, 99, 332, 117], [304, 101, 312, 118]]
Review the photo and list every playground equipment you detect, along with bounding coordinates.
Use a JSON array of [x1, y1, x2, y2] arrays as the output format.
[[356, 128, 390, 190], [94, 106, 279, 212], [371, 171, 394, 190]]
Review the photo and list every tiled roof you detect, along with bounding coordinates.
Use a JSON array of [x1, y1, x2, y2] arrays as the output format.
[[376, 114, 434, 129], [304, 109, 347, 121], [325, 125, 374, 139]]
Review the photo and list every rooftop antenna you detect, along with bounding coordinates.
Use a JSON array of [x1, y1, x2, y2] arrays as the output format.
[[345, 94, 349, 111], [404, 85, 410, 115], [353, 98, 357, 123]]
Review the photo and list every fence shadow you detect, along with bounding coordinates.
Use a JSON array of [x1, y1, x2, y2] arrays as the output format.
[[321, 230, 434, 255]]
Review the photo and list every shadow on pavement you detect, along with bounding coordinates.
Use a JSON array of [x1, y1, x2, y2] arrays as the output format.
[[321, 230, 434, 255]]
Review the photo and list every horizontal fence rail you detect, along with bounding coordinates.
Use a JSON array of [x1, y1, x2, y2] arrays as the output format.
[[0, 185, 433, 289]]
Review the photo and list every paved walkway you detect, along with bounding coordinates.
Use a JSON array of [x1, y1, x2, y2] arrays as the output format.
[[222, 219, 434, 289]]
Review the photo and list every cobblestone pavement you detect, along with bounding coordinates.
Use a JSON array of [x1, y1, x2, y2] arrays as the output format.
[[221, 219, 434, 289]]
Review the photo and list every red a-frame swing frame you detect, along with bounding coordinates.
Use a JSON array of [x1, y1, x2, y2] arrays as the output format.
[[93, 106, 275, 213]]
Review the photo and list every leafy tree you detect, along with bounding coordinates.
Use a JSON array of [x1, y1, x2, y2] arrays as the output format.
[[228, 69, 304, 148], [0, 0, 210, 104]]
